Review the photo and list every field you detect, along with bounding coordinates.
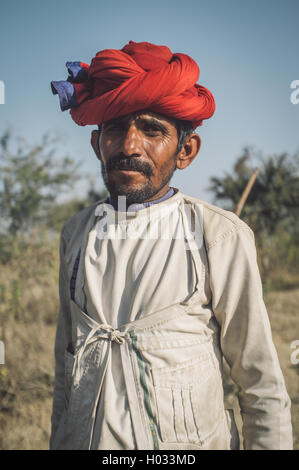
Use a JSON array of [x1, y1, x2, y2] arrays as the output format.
[[0, 235, 298, 450]]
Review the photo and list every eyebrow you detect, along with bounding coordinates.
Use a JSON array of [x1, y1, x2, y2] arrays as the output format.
[[135, 116, 170, 135], [103, 116, 171, 136]]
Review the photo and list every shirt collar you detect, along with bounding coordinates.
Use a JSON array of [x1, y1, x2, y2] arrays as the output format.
[[106, 187, 176, 212]]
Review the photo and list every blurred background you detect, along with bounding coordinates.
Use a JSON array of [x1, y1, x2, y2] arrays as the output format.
[[0, 0, 298, 450]]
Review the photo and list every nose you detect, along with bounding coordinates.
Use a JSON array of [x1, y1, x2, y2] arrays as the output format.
[[121, 124, 143, 157]]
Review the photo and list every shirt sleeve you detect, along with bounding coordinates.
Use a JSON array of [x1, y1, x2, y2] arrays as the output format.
[[49, 226, 72, 449], [207, 224, 293, 450]]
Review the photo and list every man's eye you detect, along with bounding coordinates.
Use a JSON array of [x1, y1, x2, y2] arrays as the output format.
[[106, 123, 124, 132], [142, 125, 162, 135]]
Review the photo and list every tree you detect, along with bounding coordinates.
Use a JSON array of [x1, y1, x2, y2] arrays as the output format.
[[208, 147, 299, 238], [208, 147, 299, 288], [0, 129, 81, 235]]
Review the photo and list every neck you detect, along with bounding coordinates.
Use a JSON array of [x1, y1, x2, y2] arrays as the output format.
[[142, 184, 171, 203]]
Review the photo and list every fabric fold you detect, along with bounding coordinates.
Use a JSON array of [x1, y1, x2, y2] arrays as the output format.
[[51, 80, 77, 111], [66, 61, 89, 83]]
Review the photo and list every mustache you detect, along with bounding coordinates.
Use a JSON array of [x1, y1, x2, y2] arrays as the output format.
[[106, 154, 154, 177]]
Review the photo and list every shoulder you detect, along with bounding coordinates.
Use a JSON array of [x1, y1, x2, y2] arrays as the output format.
[[180, 192, 255, 250], [60, 198, 106, 244]]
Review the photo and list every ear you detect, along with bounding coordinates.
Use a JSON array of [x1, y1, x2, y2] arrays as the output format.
[[175, 133, 201, 170], [90, 129, 102, 161]]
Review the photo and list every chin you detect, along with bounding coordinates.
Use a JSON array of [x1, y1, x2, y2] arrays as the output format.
[[111, 186, 157, 205]]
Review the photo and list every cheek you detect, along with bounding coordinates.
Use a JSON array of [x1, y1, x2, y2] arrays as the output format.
[[101, 138, 114, 151], [100, 138, 118, 162], [146, 140, 177, 166]]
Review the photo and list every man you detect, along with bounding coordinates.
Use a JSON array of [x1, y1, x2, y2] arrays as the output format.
[[50, 41, 293, 450]]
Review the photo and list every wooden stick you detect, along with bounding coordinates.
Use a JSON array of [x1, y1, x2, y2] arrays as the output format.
[[235, 168, 259, 217]]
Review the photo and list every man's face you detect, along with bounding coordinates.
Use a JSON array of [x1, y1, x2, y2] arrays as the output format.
[[98, 111, 179, 205]]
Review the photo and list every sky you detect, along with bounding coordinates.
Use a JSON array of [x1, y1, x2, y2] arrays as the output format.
[[0, 0, 298, 204]]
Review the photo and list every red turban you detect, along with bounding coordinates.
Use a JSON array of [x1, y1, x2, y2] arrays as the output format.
[[51, 40, 215, 129]]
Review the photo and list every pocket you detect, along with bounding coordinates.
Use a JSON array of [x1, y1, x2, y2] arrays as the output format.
[[151, 354, 223, 445]]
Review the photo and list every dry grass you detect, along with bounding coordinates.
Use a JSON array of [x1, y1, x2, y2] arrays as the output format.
[[0, 235, 59, 450], [264, 289, 299, 449], [0, 236, 298, 450]]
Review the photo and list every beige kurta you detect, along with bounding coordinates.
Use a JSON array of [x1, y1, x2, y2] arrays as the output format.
[[82, 190, 197, 449]]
